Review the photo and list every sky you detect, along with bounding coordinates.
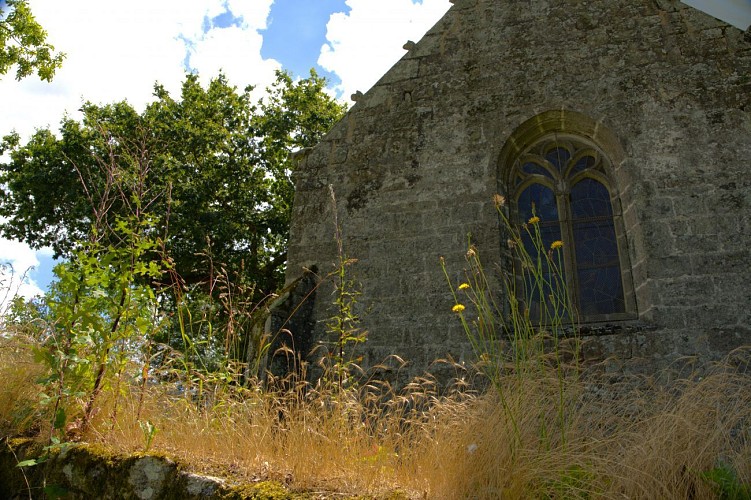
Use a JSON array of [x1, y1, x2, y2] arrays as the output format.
[[0, 0, 453, 308], [0, 0, 749, 309], [684, 0, 751, 30]]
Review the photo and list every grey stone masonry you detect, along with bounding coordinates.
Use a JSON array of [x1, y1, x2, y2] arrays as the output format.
[[285, 0, 751, 383]]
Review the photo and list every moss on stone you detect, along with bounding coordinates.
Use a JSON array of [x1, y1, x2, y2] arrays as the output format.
[[0, 437, 45, 494], [222, 481, 298, 499]]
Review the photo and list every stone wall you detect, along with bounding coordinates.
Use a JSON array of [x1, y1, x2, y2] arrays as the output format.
[[285, 0, 751, 382]]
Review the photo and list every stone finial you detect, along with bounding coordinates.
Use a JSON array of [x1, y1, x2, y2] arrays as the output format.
[[403, 40, 416, 51], [351, 91, 363, 102]]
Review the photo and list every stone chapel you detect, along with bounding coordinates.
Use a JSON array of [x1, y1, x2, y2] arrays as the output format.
[[278, 0, 751, 381]]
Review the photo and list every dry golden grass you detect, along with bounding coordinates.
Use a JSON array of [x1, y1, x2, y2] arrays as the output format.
[[398, 364, 751, 498], [3, 335, 751, 499], [0, 336, 46, 438]]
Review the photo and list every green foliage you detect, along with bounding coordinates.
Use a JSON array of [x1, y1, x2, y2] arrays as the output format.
[[0, 69, 345, 299], [26, 215, 165, 439], [0, 69, 345, 365], [703, 463, 751, 499], [14, 435, 73, 471], [138, 420, 157, 452], [0, 0, 64, 81]]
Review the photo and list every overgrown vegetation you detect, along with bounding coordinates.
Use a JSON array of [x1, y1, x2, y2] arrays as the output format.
[[0, 69, 344, 299], [2, 189, 751, 497], [442, 194, 579, 453], [322, 185, 368, 393]]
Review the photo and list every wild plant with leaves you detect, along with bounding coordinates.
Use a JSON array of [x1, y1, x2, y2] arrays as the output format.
[[321, 185, 367, 393], [5, 122, 168, 442], [33, 216, 163, 439]]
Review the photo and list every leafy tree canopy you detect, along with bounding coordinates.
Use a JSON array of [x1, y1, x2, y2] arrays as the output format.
[[0, 0, 64, 81], [0, 69, 346, 297]]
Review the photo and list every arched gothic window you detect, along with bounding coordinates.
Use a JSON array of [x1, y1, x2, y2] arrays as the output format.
[[508, 133, 634, 323]]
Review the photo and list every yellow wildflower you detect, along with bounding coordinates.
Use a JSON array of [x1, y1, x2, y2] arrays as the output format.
[[452, 304, 466, 313], [551, 240, 564, 250], [458, 283, 470, 291], [528, 216, 540, 224]]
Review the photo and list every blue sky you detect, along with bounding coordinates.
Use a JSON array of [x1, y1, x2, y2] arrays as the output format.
[[1, 0, 750, 305], [260, 0, 348, 84], [684, 0, 751, 30]]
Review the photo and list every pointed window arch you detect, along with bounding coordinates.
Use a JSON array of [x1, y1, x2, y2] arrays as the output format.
[[500, 112, 636, 323]]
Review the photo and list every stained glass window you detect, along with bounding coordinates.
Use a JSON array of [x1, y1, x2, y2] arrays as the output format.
[[510, 137, 629, 322], [570, 178, 625, 315]]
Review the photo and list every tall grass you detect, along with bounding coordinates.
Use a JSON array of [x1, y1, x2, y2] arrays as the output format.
[[3, 332, 751, 498]]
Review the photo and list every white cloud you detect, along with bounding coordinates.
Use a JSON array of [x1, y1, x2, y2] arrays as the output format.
[[188, 0, 281, 94], [0, 239, 43, 313], [189, 26, 281, 97], [318, 0, 451, 99], [225, 0, 275, 29], [0, 0, 280, 142]]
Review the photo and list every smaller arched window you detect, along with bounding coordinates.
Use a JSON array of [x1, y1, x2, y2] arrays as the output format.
[[508, 134, 634, 323]]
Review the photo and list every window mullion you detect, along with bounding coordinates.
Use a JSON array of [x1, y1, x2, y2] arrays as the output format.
[[557, 190, 579, 317]]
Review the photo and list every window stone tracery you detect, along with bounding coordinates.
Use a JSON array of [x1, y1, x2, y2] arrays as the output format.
[[501, 116, 637, 323]]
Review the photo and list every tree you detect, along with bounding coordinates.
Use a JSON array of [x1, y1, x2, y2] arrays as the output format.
[[0, 0, 64, 81], [0, 70, 346, 297], [1, 69, 345, 368]]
